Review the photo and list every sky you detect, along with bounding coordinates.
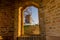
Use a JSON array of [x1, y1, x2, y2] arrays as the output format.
[[24, 6, 39, 25]]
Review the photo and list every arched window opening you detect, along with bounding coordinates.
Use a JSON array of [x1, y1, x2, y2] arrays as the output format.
[[22, 6, 40, 37]]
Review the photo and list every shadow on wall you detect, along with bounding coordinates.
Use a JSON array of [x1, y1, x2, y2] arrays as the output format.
[[0, 36, 14, 40]]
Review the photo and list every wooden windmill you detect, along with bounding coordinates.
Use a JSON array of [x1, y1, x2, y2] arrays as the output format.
[[24, 7, 34, 25]]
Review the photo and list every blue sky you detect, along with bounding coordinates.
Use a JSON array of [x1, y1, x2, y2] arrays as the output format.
[[31, 6, 39, 24], [24, 6, 39, 25]]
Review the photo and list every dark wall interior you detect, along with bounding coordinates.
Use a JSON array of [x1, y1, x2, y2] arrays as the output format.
[[0, 0, 16, 40]]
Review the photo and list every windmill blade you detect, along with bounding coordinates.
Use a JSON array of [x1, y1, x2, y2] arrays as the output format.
[[24, 10, 31, 15], [29, 7, 32, 15], [30, 16, 35, 24], [25, 7, 32, 15]]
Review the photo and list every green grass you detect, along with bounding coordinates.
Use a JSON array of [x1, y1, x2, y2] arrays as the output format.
[[24, 25, 30, 30]]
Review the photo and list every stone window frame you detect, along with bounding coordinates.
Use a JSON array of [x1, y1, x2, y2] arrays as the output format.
[[14, 1, 45, 40]]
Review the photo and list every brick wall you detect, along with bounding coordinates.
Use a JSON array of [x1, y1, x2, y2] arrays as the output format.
[[42, 0, 60, 40], [0, 0, 15, 40]]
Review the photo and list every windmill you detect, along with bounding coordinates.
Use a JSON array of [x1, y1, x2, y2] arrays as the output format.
[[24, 7, 35, 25]]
